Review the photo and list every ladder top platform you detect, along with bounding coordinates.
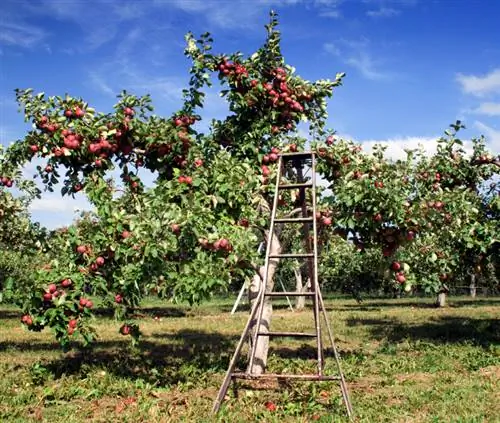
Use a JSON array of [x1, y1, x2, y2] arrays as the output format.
[[280, 151, 315, 160]]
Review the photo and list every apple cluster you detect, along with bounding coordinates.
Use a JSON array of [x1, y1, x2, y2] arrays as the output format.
[[0, 176, 13, 187], [198, 237, 233, 253]]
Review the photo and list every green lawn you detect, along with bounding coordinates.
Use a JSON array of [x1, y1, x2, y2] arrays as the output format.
[[1, 296, 499, 422]]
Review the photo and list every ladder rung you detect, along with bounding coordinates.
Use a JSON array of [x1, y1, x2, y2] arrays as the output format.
[[268, 253, 314, 259], [257, 331, 317, 338], [274, 217, 313, 223], [278, 182, 313, 190], [265, 291, 315, 297], [281, 152, 315, 160], [232, 373, 341, 381]]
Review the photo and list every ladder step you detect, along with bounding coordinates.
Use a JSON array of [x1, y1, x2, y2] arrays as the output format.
[[232, 373, 341, 381], [274, 217, 314, 223], [257, 331, 317, 338], [265, 291, 315, 297], [269, 253, 314, 259], [278, 182, 313, 190], [281, 152, 315, 160]]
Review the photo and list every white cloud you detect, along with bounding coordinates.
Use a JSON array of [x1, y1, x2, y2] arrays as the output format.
[[456, 68, 500, 97], [29, 195, 91, 214], [366, 7, 399, 18], [324, 38, 391, 80], [470, 102, 500, 116], [358, 136, 440, 161], [474, 121, 500, 153]]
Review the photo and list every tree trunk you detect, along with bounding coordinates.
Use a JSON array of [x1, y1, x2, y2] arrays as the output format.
[[436, 292, 446, 307], [469, 273, 476, 298], [247, 229, 281, 375]]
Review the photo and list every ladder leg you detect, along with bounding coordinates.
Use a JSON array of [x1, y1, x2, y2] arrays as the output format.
[[317, 291, 354, 419], [212, 289, 264, 413]]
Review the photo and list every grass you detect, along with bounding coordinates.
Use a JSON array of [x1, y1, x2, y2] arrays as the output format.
[[0, 296, 499, 422]]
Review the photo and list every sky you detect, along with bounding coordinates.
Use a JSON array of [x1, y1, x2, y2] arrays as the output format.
[[1, 0, 499, 229]]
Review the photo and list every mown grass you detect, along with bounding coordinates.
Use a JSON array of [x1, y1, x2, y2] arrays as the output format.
[[0, 296, 499, 422]]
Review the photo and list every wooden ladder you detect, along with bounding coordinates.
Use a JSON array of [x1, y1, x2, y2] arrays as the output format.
[[212, 152, 353, 419]]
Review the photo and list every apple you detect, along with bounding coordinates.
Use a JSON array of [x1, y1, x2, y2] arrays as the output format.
[[77, 245, 87, 254], [373, 213, 382, 222], [48, 283, 57, 294], [96, 256, 105, 266], [219, 238, 229, 249], [43, 292, 53, 302], [115, 294, 123, 304], [185, 176, 193, 185], [396, 273, 406, 284], [121, 230, 131, 239], [124, 107, 135, 116], [29, 145, 39, 153], [74, 107, 85, 118], [171, 223, 181, 235], [264, 401, 277, 412], [261, 165, 270, 177], [269, 153, 278, 162], [120, 324, 131, 335], [64, 109, 73, 118], [194, 158, 203, 167], [69, 319, 78, 329], [79, 298, 88, 307], [406, 231, 415, 241], [61, 279, 72, 288], [391, 261, 401, 271], [322, 217, 332, 226], [262, 155, 270, 164]]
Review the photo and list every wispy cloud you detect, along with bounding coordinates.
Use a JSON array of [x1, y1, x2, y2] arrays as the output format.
[[324, 38, 393, 80], [474, 121, 500, 152], [366, 7, 400, 18], [469, 102, 500, 116], [456, 68, 500, 97], [0, 21, 47, 48]]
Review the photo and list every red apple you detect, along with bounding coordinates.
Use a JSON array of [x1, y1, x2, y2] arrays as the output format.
[[115, 294, 123, 304], [76, 245, 87, 254], [48, 283, 57, 294], [96, 256, 105, 267], [61, 279, 72, 288], [322, 217, 332, 226], [120, 324, 131, 335], [264, 401, 277, 412], [29, 145, 39, 153], [391, 261, 401, 271], [69, 319, 78, 329], [121, 230, 131, 239], [43, 292, 53, 302], [396, 273, 406, 283]]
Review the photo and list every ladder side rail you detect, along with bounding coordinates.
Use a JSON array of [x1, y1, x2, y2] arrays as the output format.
[[311, 153, 324, 375], [247, 155, 284, 373]]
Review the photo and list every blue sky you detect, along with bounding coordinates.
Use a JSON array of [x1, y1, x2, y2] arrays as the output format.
[[1, 0, 499, 229]]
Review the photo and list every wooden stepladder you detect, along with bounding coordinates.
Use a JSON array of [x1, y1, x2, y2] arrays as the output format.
[[213, 152, 353, 419]]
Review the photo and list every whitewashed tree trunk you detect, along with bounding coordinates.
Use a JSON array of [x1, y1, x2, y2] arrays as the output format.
[[247, 229, 281, 375], [436, 292, 446, 307], [469, 274, 477, 298], [294, 264, 305, 310]]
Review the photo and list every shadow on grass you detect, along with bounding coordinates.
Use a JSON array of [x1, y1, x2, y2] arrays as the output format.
[[346, 315, 500, 347], [18, 330, 239, 387], [338, 297, 500, 311]]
